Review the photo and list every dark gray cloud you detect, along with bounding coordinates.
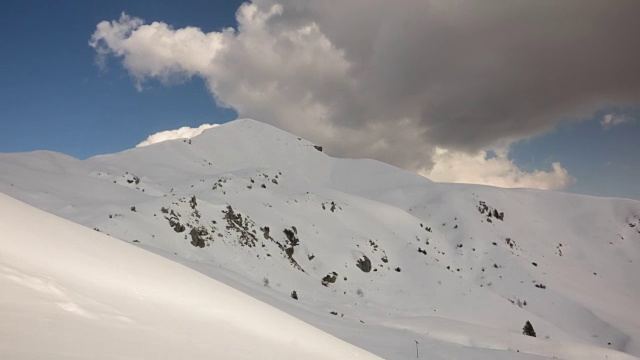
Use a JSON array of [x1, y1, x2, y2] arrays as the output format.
[[254, 0, 640, 152]]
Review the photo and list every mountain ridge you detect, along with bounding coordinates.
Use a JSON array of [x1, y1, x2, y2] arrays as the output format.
[[1, 118, 639, 359]]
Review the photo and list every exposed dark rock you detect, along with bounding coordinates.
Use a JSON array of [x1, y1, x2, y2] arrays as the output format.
[[222, 205, 257, 247], [356, 255, 372, 273], [260, 226, 273, 240], [283, 228, 299, 247], [190, 226, 209, 248], [322, 272, 338, 286], [172, 222, 185, 233]]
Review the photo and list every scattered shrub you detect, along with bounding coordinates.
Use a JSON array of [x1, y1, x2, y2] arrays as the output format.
[[523, 321, 536, 337]]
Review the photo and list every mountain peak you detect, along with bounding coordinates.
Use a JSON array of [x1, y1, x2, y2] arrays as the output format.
[[1, 118, 639, 360]]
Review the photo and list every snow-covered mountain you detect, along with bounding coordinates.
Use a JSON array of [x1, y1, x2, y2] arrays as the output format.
[[0, 192, 378, 360], [1, 119, 639, 359]]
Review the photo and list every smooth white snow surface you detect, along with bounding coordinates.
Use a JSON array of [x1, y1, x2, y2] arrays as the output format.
[[1, 118, 639, 359], [0, 193, 378, 359]]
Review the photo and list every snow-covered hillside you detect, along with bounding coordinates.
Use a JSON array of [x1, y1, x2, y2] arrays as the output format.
[[1, 119, 639, 359], [0, 192, 378, 359]]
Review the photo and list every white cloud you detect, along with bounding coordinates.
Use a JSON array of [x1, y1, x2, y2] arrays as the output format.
[[136, 124, 219, 147], [601, 113, 632, 129], [86, 1, 640, 191], [421, 147, 575, 191]]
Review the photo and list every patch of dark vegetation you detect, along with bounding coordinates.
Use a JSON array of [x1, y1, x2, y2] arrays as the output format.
[[478, 200, 504, 222], [321, 201, 342, 212], [509, 298, 527, 308], [523, 321, 536, 337], [212, 177, 229, 190], [556, 243, 563, 256], [368, 239, 379, 251], [126, 175, 140, 185], [505, 237, 515, 249]]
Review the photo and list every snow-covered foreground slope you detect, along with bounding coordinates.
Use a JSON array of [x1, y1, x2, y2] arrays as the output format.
[[0, 192, 378, 359], [1, 119, 640, 359]]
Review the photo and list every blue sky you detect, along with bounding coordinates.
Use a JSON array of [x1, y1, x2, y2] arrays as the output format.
[[1, 1, 638, 200], [0, 1, 241, 157]]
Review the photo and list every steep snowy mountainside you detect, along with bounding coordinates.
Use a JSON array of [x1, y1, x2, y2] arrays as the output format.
[[1, 118, 639, 359], [0, 192, 379, 360]]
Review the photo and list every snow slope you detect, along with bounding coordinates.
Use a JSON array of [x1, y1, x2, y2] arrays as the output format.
[[1, 118, 640, 359], [0, 192, 378, 359]]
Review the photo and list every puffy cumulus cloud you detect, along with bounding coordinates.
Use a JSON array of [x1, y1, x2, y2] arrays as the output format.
[[601, 113, 633, 129], [90, 1, 640, 190], [136, 124, 219, 147], [422, 148, 575, 191]]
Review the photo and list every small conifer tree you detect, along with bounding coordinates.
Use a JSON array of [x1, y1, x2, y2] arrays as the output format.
[[523, 320, 536, 337]]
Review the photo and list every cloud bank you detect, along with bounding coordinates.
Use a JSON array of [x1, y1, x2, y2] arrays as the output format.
[[601, 113, 633, 129], [136, 124, 219, 147], [422, 148, 575, 190], [90, 1, 640, 190]]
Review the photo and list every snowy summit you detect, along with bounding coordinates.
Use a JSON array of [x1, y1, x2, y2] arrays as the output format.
[[1, 119, 639, 359]]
